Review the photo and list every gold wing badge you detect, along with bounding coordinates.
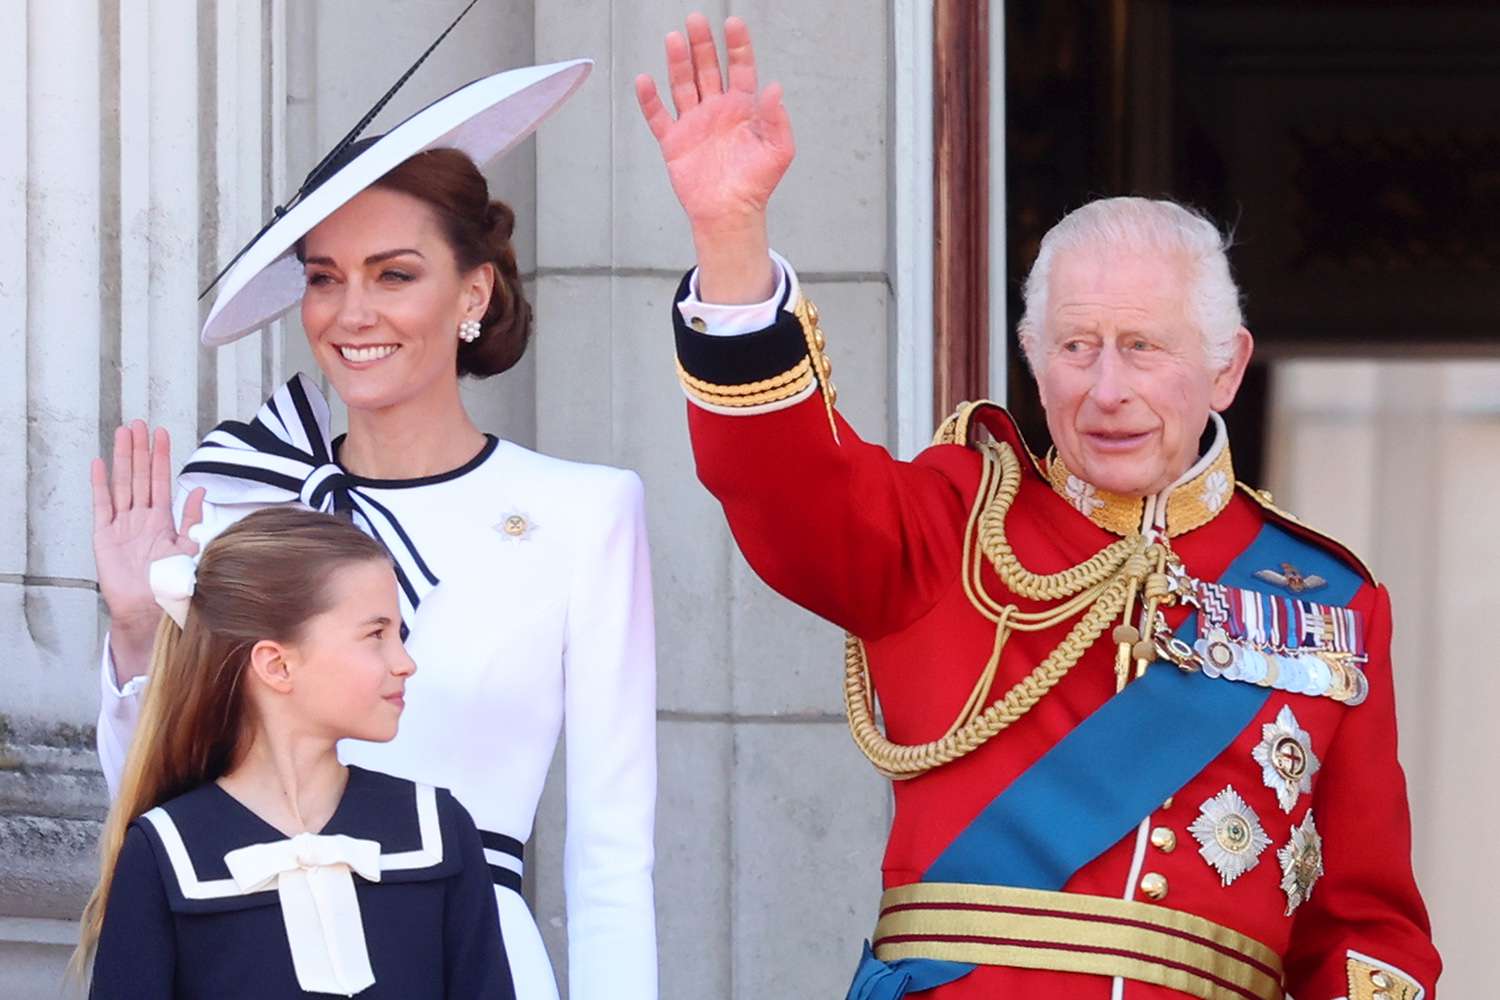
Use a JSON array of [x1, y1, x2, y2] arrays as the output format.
[[1252, 562, 1327, 594]]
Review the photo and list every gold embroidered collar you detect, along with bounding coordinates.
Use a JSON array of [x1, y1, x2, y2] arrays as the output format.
[[1045, 413, 1235, 538]]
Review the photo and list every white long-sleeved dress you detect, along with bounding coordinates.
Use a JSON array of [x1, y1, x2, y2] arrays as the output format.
[[96, 377, 658, 1000]]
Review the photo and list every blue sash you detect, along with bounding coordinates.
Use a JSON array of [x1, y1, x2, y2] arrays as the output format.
[[847, 523, 1363, 998]]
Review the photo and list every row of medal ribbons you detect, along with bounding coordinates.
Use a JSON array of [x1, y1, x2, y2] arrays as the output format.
[[1155, 578, 1370, 706]]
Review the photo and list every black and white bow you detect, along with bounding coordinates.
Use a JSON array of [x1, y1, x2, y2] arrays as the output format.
[[180, 374, 439, 629]]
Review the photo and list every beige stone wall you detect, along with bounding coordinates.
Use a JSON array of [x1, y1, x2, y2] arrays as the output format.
[[1266, 357, 1500, 998]]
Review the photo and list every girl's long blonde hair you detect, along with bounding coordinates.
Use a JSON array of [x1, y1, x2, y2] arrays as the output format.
[[72, 507, 389, 976]]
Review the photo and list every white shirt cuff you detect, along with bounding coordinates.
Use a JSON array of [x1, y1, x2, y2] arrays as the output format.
[[100, 636, 149, 701], [676, 250, 800, 337], [99, 634, 147, 799]]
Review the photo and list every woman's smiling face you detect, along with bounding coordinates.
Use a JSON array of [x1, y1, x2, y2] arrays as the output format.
[[298, 186, 490, 414]]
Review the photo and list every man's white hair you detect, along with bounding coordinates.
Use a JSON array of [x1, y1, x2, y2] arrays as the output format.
[[1016, 197, 1244, 372]]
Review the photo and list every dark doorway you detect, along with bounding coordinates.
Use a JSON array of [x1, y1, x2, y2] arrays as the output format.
[[1003, 1, 1500, 487]]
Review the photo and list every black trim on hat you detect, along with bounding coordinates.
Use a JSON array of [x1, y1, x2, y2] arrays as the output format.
[[199, 0, 484, 300]]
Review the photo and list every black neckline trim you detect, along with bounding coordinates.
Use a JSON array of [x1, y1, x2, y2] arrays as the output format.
[[331, 433, 499, 489]]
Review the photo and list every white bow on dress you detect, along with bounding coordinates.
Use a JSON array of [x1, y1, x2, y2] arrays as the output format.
[[223, 831, 384, 997]]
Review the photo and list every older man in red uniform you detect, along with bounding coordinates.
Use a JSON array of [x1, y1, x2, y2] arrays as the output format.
[[637, 15, 1440, 1000]]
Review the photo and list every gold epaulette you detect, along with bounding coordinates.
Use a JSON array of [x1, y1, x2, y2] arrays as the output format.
[[791, 296, 841, 443], [1236, 483, 1378, 586], [931, 401, 1049, 483], [931, 400, 996, 447]]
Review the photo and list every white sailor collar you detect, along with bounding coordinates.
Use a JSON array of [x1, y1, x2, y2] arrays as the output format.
[[133, 766, 461, 916]]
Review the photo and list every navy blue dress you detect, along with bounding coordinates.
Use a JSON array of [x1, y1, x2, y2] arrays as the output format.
[[90, 766, 515, 998]]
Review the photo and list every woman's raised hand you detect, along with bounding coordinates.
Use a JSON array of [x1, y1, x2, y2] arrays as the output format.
[[90, 421, 205, 681], [635, 14, 794, 302]]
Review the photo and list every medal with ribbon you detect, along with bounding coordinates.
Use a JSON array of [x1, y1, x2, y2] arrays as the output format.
[[1147, 567, 1369, 706]]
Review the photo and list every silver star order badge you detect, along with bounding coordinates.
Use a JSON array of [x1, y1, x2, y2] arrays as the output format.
[[1252, 705, 1321, 813], [1277, 811, 1325, 915], [1188, 786, 1272, 887]]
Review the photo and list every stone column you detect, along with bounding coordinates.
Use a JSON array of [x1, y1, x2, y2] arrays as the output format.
[[0, 3, 104, 989], [531, 5, 896, 996], [2, 1, 107, 968], [0, 2, 287, 993]]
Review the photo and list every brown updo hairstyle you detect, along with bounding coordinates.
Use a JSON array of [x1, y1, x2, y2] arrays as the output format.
[[372, 147, 531, 378]]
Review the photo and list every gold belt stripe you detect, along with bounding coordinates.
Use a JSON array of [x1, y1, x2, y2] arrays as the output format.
[[873, 882, 1284, 1000]]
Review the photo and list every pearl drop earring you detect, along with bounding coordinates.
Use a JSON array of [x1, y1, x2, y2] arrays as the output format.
[[458, 319, 482, 343]]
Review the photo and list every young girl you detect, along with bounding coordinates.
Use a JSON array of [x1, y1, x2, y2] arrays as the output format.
[[76, 507, 514, 998]]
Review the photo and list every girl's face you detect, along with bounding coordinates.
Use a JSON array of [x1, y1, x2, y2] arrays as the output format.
[[298, 186, 491, 414], [279, 558, 416, 743]]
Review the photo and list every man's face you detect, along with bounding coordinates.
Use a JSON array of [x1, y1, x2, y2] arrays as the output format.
[[1035, 248, 1251, 498]]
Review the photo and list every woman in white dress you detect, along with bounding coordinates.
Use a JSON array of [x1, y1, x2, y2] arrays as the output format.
[[87, 57, 657, 1000]]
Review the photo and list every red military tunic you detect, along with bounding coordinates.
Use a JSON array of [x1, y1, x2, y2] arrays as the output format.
[[671, 270, 1440, 1000]]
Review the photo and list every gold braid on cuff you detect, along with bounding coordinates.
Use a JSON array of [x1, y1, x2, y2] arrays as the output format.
[[674, 295, 840, 442], [676, 357, 815, 408]]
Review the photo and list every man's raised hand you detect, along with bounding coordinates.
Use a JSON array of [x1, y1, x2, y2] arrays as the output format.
[[635, 14, 794, 302]]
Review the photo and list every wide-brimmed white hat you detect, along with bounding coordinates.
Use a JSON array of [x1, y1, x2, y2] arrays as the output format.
[[201, 58, 590, 347]]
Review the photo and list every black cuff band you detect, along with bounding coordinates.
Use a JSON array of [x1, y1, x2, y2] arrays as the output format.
[[671, 269, 807, 387]]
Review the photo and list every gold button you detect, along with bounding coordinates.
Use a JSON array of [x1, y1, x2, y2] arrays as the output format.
[[1149, 827, 1177, 853], [504, 515, 527, 537], [689, 316, 707, 332], [1370, 971, 1392, 988], [1139, 873, 1168, 900]]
